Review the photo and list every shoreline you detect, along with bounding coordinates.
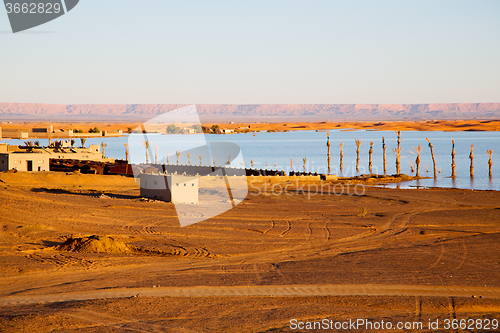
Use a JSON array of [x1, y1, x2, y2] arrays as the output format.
[[0, 119, 499, 138]]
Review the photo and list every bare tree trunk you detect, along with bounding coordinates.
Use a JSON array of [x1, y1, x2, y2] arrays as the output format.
[[369, 141, 373, 174], [124, 143, 129, 163], [469, 145, 474, 178], [451, 140, 456, 178], [415, 145, 422, 177], [355, 139, 362, 174], [426, 138, 437, 178], [396, 131, 401, 174], [327, 133, 331, 174], [154, 146, 158, 164], [339, 143, 343, 173], [382, 137, 386, 175], [487, 149, 493, 178]]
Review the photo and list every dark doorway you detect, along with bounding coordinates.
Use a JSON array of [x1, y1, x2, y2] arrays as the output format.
[[27, 160, 33, 172]]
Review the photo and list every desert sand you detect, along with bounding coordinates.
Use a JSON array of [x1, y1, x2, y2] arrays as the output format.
[[1, 119, 500, 137], [1, 171, 500, 332]]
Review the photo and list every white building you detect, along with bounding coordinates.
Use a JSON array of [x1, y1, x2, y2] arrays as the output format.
[[0, 152, 50, 172], [140, 173, 198, 204]]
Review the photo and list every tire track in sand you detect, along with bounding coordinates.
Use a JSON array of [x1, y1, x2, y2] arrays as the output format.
[[3, 284, 500, 307]]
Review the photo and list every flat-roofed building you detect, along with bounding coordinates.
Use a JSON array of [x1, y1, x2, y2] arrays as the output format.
[[140, 173, 198, 204], [0, 152, 50, 172]]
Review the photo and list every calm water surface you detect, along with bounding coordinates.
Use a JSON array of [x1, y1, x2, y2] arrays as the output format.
[[4, 130, 499, 191]]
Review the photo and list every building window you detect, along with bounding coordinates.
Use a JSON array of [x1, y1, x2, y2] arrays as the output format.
[[154, 181, 157, 186]]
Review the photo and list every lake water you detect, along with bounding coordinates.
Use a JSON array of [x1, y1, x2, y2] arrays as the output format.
[[4, 130, 499, 191]]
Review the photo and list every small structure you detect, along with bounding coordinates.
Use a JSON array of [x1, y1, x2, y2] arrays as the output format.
[[0, 152, 50, 172], [1, 128, 29, 139], [221, 129, 234, 134], [32, 125, 53, 134], [140, 173, 198, 204], [180, 128, 196, 134]]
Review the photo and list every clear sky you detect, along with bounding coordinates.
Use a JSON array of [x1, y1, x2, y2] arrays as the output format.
[[0, 0, 499, 104]]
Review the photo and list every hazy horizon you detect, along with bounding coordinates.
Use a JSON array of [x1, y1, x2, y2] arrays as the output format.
[[1, 0, 499, 105]]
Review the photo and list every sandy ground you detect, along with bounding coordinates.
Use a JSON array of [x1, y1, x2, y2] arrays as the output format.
[[1, 119, 500, 136], [1, 171, 500, 332]]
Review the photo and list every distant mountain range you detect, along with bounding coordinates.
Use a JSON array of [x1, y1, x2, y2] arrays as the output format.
[[0, 103, 499, 122]]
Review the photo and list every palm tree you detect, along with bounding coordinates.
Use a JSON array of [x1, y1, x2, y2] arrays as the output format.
[[290, 158, 294, 171], [154, 146, 158, 164], [226, 155, 231, 165], [302, 157, 307, 172], [355, 139, 362, 173], [186, 152, 191, 165], [80, 138, 86, 148], [250, 159, 254, 168], [176, 150, 182, 164], [143, 140, 150, 164], [199, 154, 203, 166], [70, 139, 75, 148], [101, 142, 107, 157]]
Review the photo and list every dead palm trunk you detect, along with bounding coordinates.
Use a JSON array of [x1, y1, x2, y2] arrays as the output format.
[[124, 143, 129, 163], [395, 131, 401, 174], [303, 157, 307, 172], [426, 138, 437, 178], [393, 147, 401, 174], [355, 139, 362, 173], [176, 150, 182, 165], [469, 145, 474, 178], [187, 152, 191, 165], [101, 142, 107, 157], [199, 155, 203, 166], [451, 140, 456, 178], [369, 141, 374, 174], [412, 145, 422, 177], [339, 143, 344, 173], [487, 149, 493, 178], [154, 146, 158, 164], [382, 137, 387, 175], [327, 133, 331, 174], [143, 140, 150, 164]]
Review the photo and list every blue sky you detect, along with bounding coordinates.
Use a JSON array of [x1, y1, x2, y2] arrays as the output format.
[[0, 0, 499, 104]]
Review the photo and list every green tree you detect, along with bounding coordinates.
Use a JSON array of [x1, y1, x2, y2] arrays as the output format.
[[166, 124, 180, 134], [211, 124, 220, 134], [191, 124, 203, 133]]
